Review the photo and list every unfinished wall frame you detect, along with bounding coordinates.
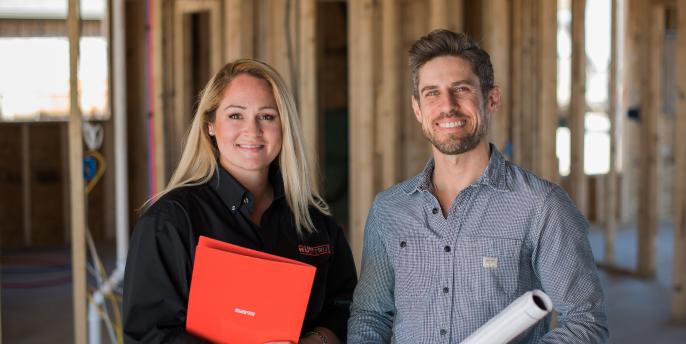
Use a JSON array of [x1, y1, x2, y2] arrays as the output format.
[[171, 0, 222, 167], [636, 2, 664, 278], [672, 0, 686, 322]]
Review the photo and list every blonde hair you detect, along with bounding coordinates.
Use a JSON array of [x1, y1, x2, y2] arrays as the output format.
[[149, 59, 329, 235]]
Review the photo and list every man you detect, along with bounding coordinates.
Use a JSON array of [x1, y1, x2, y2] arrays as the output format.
[[347, 30, 608, 343]]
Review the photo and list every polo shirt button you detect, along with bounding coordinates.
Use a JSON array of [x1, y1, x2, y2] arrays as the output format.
[[243, 197, 249, 204], [432, 207, 439, 214], [400, 241, 407, 248], [443, 287, 449, 294], [444, 245, 451, 252], [440, 329, 447, 336]]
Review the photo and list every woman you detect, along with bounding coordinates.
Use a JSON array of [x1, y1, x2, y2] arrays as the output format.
[[123, 59, 357, 343]]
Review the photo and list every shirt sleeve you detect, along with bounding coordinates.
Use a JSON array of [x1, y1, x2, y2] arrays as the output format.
[[308, 221, 358, 341], [532, 186, 609, 343], [347, 201, 396, 343], [122, 206, 207, 344]]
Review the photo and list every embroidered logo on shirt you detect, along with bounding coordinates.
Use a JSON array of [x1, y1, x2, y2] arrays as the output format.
[[482, 256, 498, 268], [298, 244, 331, 256]]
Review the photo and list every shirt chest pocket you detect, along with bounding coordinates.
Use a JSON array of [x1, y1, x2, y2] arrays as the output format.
[[457, 236, 521, 301], [390, 235, 437, 306]]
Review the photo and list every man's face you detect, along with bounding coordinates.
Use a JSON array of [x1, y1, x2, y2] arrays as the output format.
[[412, 55, 500, 155]]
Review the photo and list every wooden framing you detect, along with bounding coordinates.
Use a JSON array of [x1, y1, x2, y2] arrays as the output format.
[[67, 0, 87, 342], [537, 0, 558, 182], [482, 0, 510, 153], [152, 0, 167, 193], [569, 0, 587, 216], [21, 124, 31, 245], [430, 0, 449, 30], [510, 0, 535, 170], [172, 0, 222, 166], [604, 0, 622, 265], [672, 0, 686, 322], [380, 0, 401, 188], [348, 0, 378, 268], [637, 3, 663, 278], [225, 0, 255, 61], [298, 0, 318, 179]]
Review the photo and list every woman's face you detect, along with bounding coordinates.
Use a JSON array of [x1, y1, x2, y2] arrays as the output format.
[[210, 74, 282, 176]]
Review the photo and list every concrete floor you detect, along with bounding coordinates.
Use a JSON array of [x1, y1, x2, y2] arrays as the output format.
[[1, 224, 686, 343]]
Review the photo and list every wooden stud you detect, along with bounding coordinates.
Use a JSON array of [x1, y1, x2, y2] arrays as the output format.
[[672, 0, 686, 321], [430, 0, 448, 30], [348, 0, 378, 269], [637, 3, 663, 278], [298, 0, 318, 181], [67, 0, 87, 342], [511, 0, 524, 165], [604, 0, 621, 265], [172, 0, 222, 168], [569, 0, 587, 216], [537, 0, 558, 182], [152, 0, 167, 193], [482, 0, 511, 154], [401, 0, 432, 178], [380, 0, 400, 188], [225, 0, 255, 61], [21, 123, 31, 245]]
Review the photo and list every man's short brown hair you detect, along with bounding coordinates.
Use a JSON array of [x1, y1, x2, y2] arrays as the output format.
[[409, 30, 494, 100]]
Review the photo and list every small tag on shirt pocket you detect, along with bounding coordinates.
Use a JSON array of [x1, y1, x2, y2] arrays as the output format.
[[482, 256, 498, 268], [458, 236, 521, 300]]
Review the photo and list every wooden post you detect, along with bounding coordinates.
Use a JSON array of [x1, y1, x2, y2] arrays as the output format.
[[482, 0, 510, 154], [67, 0, 87, 342], [537, 0, 558, 182], [430, 0, 448, 30], [348, 0, 378, 270], [569, 0, 587, 215], [151, 0, 167, 193], [225, 0, 254, 61], [21, 123, 31, 245], [605, 0, 622, 265], [511, 0, 524, 164], [672, 0, 686, 322], [637, 4, 662, 278], [298, 0, 318, 179], [380, 0, 400, 188]]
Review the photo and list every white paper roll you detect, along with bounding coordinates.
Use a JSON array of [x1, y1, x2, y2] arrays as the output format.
[[461, 290, 553, 344]]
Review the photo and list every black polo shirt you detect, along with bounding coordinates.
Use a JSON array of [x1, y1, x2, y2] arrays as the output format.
[[123, 165, 357, 343]]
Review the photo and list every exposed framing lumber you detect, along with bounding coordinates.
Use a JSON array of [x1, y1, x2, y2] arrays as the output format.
[[672, 0, 686, 322], [430, 0, 449, 30], [511, 0, 536, 170], [151, 0, 167, 193], [298, 0, 318, 181], [21, 123, 31, 245], [348, 0, 378, 269], [569, 0, 588, 215], [537, 0, 558, 182], [225, 0, 255, 61], [636, 3, 663, 278], [67, 0, 87, 342], [172, 0, 222, 166], [604, 0, 622, 265], [482, 0, 510, 153], [510, 0, 524, 165], [380, 0, 400, 188]]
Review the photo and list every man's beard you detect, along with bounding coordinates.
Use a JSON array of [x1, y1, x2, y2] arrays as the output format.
[[424, 110, 489, 155]]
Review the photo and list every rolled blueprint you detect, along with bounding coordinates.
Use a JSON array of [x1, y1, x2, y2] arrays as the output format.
[[461, 289, 552, 344]]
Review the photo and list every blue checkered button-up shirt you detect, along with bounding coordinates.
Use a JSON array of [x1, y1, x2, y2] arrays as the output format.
[[348, 145, 608, 343]]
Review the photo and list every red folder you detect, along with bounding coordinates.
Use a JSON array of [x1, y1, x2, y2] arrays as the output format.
[[186, 236, 316, 343]]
